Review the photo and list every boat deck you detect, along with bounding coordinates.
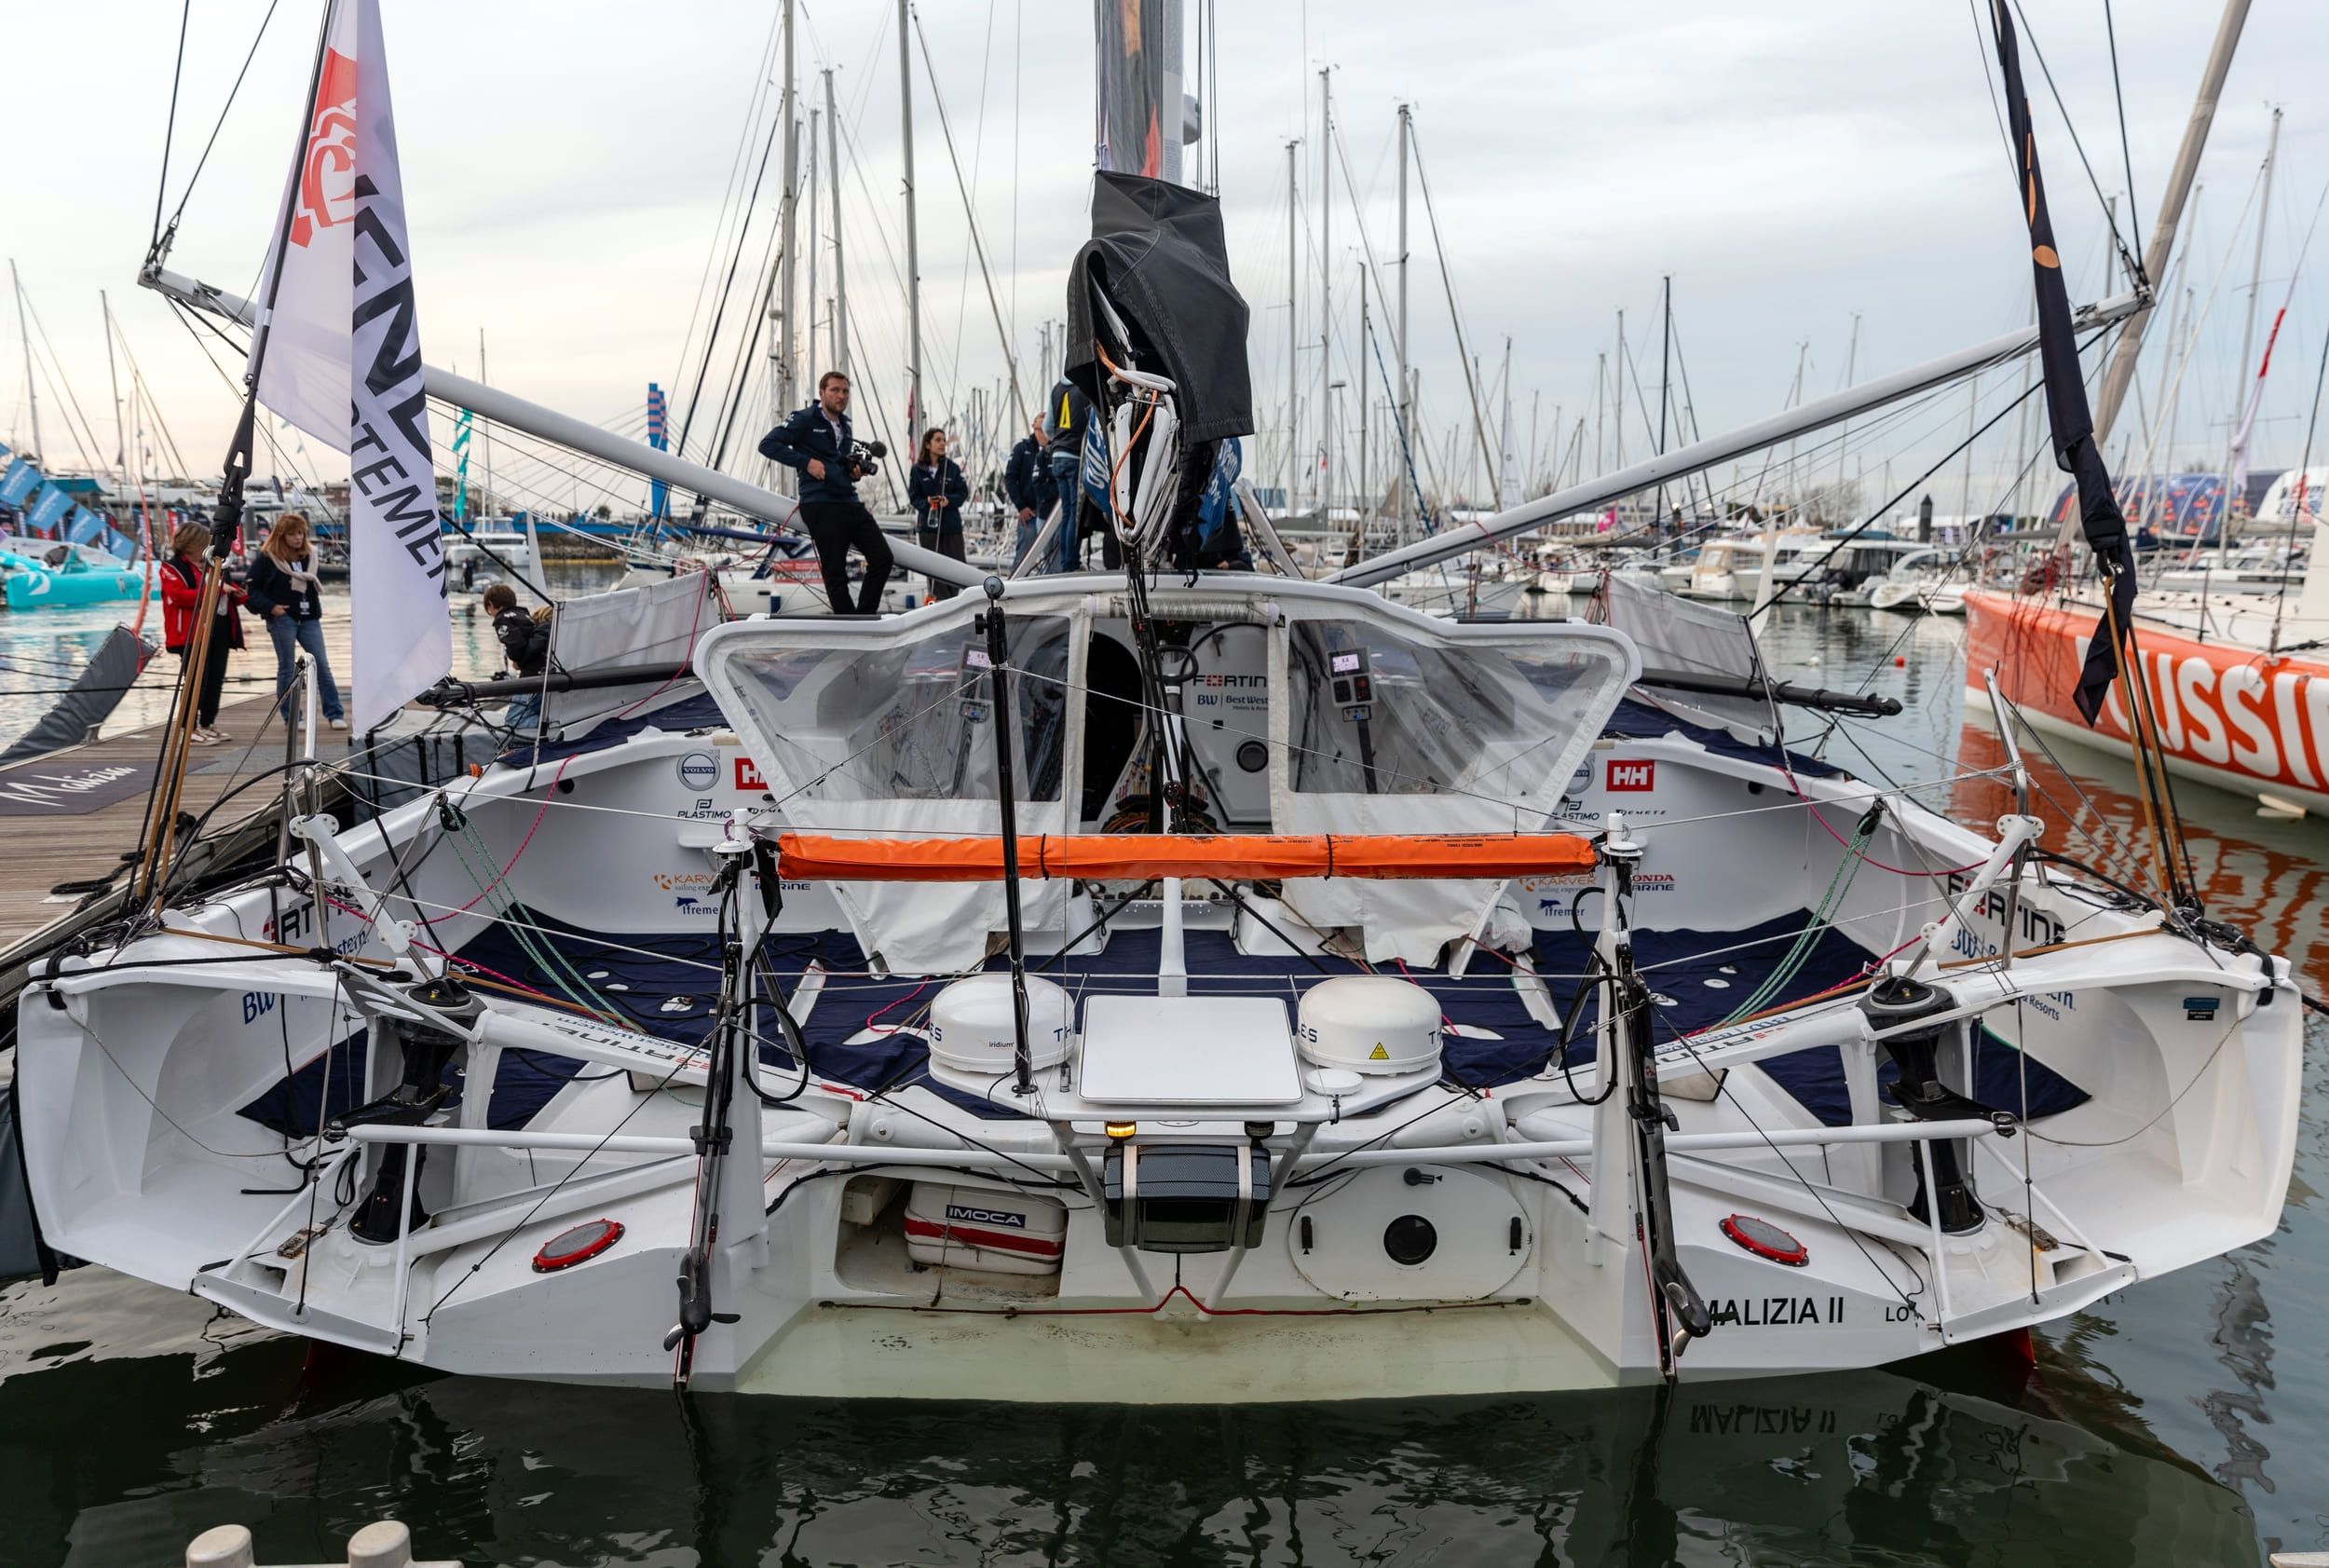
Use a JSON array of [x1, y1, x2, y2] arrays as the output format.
[[0, 693, 300, 948]]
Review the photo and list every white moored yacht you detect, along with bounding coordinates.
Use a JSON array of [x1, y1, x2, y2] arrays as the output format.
[[22, 0, 2295, 1411], [16, 565, 2299, 1399]]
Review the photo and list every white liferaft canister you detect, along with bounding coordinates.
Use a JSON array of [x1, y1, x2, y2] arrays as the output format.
[[904, 1182, 1068, 1275], [1296, 975, 1443, 1076], [926, 973, 1071, 1082]]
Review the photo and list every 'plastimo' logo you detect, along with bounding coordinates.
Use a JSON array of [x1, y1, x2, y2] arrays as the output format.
[[1606, 759, 1656, 792]]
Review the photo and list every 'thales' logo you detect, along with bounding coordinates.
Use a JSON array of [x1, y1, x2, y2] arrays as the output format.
[[676, 752, 719, 791]]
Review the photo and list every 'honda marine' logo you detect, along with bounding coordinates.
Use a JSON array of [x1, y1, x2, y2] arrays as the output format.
[[290, 49, 359, 248]]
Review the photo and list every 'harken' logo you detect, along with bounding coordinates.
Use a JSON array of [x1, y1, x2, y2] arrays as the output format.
[[290, 49, 359, 248]]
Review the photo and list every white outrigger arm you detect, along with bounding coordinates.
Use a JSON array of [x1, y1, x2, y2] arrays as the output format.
[[1329, 290, 2148, 589], [285, 812, 435, 971], [138, 264, 988, 593]]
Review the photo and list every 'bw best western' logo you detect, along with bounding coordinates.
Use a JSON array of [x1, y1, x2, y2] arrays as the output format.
[[1606, 759, 1656, 792]]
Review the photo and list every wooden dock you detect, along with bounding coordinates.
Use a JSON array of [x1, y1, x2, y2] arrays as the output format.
[[0, 694, 305, 949]]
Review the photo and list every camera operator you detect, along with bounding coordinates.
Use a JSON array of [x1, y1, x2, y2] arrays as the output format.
[[758, 370, 892, 614]]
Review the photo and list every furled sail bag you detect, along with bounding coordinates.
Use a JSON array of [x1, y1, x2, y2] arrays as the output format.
[[1063, 172, 1255, 562]]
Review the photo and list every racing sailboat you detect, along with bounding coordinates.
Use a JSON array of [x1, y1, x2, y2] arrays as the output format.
[[7, 0, 2297, 1398]]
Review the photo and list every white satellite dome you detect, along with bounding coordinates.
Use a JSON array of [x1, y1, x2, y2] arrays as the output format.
[[927, 974, 1072, 1084], [1296, 975, 1442, 1076]]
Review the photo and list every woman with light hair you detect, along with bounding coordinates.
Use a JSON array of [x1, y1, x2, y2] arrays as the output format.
[[157, 521, 248, 744], [246, 512, 347, 730]]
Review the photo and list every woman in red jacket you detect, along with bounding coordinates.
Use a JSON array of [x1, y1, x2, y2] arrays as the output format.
[[158, 521, 247, 744]]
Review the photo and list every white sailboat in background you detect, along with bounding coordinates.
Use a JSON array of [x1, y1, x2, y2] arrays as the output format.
[[4, 0, 2299, 1404]]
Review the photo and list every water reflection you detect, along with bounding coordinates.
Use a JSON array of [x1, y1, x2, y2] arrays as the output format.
[[0, 1314, 2260, 1568], [1946, 711, 2329, 993]]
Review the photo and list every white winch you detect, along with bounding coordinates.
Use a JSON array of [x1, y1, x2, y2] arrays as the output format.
[[1296, 975, 1442, 1076], [926, 973, 1072, 1086]]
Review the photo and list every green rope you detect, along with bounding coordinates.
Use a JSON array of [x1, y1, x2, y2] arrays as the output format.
[[1711, 814, 1879, 1029], [438, 804, 628, 1025]]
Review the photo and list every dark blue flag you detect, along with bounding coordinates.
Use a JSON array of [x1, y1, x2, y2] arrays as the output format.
[[1990, 0, 2136, 726]]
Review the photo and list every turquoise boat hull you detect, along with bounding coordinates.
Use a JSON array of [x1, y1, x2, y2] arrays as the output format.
[[0, 555, 153, 610]]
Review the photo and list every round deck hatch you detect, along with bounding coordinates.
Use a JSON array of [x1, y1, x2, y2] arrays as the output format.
[[533, 1218, 625, 1272], [1720, 1213, 1808, 1266]]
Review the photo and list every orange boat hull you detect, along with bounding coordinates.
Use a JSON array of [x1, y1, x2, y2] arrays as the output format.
[[1964, 588, 2329, 811]]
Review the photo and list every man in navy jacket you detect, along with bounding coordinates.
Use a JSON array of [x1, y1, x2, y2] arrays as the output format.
[[757, 370, 892, 614], [1004, 416, 1053, 567]]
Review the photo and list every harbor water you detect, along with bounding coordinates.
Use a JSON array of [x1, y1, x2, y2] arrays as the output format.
[[0, 593, 2322, 1566]]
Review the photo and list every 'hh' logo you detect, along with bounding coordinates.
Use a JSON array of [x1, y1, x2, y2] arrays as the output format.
[[1606, 759, 1656, 792], [735, 756, 766, 792], [291, 50, 359, 248]]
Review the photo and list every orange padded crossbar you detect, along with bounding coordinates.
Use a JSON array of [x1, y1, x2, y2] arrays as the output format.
[[773, 831, 1596, 882]]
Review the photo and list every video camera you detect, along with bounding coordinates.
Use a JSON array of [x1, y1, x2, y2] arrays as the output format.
[[846, 439, 887, 479]]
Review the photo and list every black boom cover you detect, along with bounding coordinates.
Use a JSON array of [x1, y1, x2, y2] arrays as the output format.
[[1065, 171, 1254, 443]]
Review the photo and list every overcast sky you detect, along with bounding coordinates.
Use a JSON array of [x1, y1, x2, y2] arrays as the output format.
[[4, 1, 2324, 517]]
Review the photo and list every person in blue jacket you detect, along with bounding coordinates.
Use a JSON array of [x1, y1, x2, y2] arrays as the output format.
[[756, 370, 892, 614], [1004, 416, 1054, 568], [1044, 377, 1103, 573], [906, 428, 971, 602]]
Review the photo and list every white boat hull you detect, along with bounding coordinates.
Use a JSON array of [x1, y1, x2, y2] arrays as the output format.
[[14, 579, 2299, 1400]]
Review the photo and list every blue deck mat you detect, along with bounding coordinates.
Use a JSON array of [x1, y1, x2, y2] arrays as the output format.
[[240, 899, 2088, 1136], [1532, 910, 2089, 1125]]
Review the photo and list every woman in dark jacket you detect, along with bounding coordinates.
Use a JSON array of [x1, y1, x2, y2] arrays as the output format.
[[906, 428, 971, 602], [157, 521, 248, 744], [245, 511, 348, 729]]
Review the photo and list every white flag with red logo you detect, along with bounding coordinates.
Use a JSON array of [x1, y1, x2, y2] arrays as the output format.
[[253, 0, 448, 732]]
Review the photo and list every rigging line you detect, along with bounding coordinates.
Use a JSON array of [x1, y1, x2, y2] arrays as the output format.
[[419, 1043, 702, 1325], [21, 289, 111, 470], [1653, 1004, 1927, 1312], [2274, 325, 2329, 651], [1011, 0, 1020, 348], [1004, 650, 1983, 847], [2101, 0, 2142, 268], [1967, 0, 2015, 181], [160, 300, 337, 500], [2024, 1013, 2243, 1148], [152, 0, 193, 247], [117, 333, 193, 479], [697, 212, 785, 476], [1755, 342, 2077, 619], [909, 1, 1027, 427], [1806, 393, 2063, 720], [1663, 304, 1717, 521], [669, 111, 783, 476], [1406, 125, 1499, 498], [1596, 379, 1968, 573], [21, 332, 99, 477], [669, 9, 786, 411], [2002, 0, 2144, 284], [1984, 683, 2181, 907], [159, 0, 290, 242], [939, 0, 999, 417]]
